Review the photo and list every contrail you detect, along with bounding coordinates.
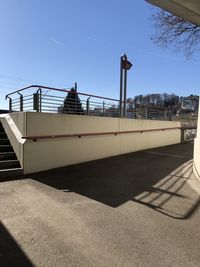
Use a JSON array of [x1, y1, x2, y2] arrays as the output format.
[[50, 38, 64, 47]]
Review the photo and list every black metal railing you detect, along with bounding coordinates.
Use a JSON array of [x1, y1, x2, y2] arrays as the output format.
[[181, 124, 197, 141], [5, 84, 172, 120]]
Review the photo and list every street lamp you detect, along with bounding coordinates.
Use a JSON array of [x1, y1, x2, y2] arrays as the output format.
[[119, 54, 133, 118], [122, 55, 132, 70]]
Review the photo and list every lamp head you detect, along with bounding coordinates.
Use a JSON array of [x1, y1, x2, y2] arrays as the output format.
[[122, 59, 132, 70]]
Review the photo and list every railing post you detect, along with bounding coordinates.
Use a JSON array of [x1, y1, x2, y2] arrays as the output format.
[[145, 109, 148, 119], [157, 109, 159, 120], [39, 88, 42, 112], [75, 82, 77, 92], [103, 101, 105, 115], [18, 93, 23, 111], [164, 110, 168, 120], [181, 128, 185, 142], [8, 97, 12, 113], [86, 97, 90, 115], [33, 93, 39, 112], [168, 109, 172, 121], [33, 88, 42, 112], [20, 95, 23, 111]]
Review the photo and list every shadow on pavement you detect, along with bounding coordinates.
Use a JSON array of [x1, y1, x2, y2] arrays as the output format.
[[0, 222, 33, 267], [30, 142, 200, 219]]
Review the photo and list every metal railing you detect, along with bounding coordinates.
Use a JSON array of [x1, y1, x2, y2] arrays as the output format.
[[21, 127, 181, 141], [181, 125, 197, 142], [5, 84, 172, 120]]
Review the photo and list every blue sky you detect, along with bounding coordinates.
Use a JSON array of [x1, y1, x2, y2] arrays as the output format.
[[0, 0, 200, 109]]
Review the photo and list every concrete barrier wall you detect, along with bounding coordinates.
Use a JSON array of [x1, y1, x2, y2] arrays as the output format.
[[194, 138, 200, 179], [2, 112, 181, 174], [193, 103, 200, 179], [24, 112, 180, 174]]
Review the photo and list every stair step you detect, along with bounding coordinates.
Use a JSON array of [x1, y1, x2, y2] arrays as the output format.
[[0, 132, 7, 138], [0, 152, 16, 160], [0, 145, 13, 152], [0, 160, 20, 170], [0, 168, 23, 180], [0, 124, 23, 178], [0, 138, 10, 145]]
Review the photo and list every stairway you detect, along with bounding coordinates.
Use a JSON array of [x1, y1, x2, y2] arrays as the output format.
[[0, 121, 23, 179]]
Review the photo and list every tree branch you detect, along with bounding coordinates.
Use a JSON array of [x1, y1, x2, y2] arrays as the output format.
[[151, 9, 200, 58]]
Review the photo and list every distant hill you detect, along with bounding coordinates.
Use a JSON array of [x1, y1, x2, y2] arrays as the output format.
[[127, 94, 199, 112]]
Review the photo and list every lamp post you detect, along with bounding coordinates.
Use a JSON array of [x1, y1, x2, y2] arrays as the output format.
[[119, 54, 132, 118]]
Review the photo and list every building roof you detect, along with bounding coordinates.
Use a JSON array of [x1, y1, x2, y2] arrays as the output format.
[[146, 0, 200, 26]]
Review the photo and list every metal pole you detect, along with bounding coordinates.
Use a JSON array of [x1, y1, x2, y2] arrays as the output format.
[[74, 84, 78, 113], [181, 128, 185, 142], [20, 95, 23, 111], [86, 97, 90, 115], [164, 109, 167, 120], [35, 88, 42, 112], [18, 93, 23, 111], [119, 56, 123, 118], [33, 93, 39, 112], [103, 101, 105, 115], [145, 109, 148, 119], [8, 97, 12, 113], [39, 88, 42, 112], [123, 69, 127, 118]]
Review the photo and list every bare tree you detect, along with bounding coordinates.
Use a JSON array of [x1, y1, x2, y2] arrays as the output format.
[[152, 9, 200, 58]]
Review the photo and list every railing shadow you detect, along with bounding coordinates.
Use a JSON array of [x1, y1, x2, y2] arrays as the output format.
[[0, 222, 34, 267], [132, 160, 200, 219]]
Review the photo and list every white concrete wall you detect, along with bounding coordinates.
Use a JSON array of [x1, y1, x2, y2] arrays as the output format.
[[1, 112, 181, 174], [193, 103, 200, 179], [24, 112, 181, 174]]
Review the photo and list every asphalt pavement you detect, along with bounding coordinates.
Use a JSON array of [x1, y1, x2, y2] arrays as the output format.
[[1, 142, 200, 267]]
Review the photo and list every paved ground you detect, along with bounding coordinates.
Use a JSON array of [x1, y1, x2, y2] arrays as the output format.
[[1, 142, 200, 267]]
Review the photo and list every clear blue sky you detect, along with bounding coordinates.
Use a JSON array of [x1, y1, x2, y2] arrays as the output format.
[[0, 0, 200, 109]]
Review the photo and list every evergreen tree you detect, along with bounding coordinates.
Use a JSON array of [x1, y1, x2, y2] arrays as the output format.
[[60, 88, 84, 115]]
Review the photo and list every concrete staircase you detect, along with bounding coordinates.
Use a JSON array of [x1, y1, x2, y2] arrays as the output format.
[[0, 121, 23, 179]]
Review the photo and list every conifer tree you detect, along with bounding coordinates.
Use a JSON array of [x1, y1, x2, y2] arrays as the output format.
[[60, 88, 84, 114]]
